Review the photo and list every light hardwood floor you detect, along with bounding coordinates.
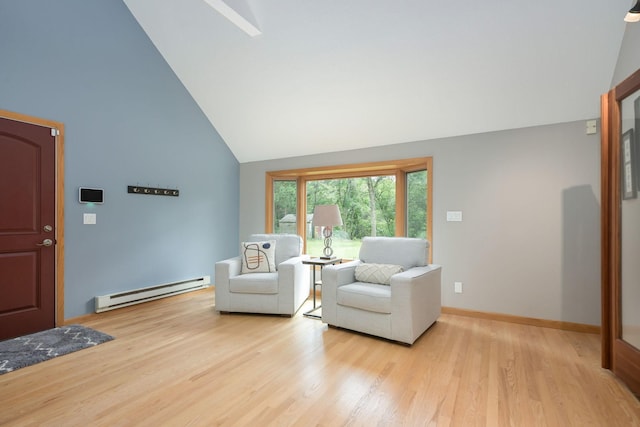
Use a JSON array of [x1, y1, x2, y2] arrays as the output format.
[[1, 288, 639, 426]]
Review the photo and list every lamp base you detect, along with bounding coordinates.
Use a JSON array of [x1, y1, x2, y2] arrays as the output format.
[[320, 256, 336, 260]]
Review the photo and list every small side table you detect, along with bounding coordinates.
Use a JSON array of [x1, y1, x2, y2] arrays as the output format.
[[302, 257, 342, 319]]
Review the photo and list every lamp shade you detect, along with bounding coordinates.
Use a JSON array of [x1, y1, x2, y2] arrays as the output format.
[[625, 0, 640, 22], [312, 205, 343, 227]]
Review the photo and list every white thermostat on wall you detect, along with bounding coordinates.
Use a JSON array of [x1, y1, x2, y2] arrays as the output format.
[[79, 187, 104, 204]]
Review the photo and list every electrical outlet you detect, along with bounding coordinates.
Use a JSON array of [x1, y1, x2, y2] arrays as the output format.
[[454, 281, 463, 294]]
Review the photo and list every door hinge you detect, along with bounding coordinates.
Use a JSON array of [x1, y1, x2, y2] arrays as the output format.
[[51, 128, 59, 137]]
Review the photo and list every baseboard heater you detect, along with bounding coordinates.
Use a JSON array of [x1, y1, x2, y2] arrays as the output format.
[[95, 275, 211, 313]]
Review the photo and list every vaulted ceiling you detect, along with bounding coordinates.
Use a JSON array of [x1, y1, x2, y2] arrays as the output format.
[[123, 0, 629, 163]]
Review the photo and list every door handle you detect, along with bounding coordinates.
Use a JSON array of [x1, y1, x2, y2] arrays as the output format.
[[37, 239, 53, 247]]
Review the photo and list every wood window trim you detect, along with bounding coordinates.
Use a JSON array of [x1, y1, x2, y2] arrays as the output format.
[[265, 157, 433, 263]]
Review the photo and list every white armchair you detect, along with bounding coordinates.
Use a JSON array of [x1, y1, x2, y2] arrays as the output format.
[[215, 234, 310, 316], [321, 237, 441, 344]]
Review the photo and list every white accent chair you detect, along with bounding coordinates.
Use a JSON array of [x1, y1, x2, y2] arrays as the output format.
[[214, 234, 310, 316], [321, 237, 442, 344]]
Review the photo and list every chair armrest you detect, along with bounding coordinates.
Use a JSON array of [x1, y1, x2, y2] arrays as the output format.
[[390, 264, 442, 343], [390, 264, 441, 300], [214, 256, 242, 312], [277, 255, 307, 290], [321, 260, 362, 324], [278, 255, 311, 281], [216, 256, 242, 278], [277, 255, 310, 313], [278, 255, 308, 269], [323, 260, 361, 287], [391, 264, 441, 283]]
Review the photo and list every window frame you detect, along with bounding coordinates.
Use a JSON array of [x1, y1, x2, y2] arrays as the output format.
[[266, 157, 433, 262]]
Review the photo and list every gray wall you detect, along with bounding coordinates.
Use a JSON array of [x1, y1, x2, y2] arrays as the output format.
[[240, 121, 601, 325], [0, 1, 239, 318], [612, 22, 640, 87]]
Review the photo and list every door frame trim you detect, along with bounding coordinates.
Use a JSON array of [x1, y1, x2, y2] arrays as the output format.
[[0, 109, 65, 326], [601, 69, 640, 395]]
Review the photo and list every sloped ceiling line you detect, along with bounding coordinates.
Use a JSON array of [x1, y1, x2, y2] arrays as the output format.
[[123, 0, 628, 163]]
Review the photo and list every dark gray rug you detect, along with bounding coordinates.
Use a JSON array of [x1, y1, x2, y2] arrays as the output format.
[[0, 324, 114, 375]]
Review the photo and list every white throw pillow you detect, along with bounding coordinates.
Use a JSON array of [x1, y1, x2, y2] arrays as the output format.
[[241, 240, 277, 274], [354, 263, 404, 285]]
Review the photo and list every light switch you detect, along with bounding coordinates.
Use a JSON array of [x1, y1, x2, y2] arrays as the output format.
[[447, 211, 463, 222], [83, 213, 96, 225]]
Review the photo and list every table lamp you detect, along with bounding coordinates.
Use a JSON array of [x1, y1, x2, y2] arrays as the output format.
[[312, 204, 343, 259]]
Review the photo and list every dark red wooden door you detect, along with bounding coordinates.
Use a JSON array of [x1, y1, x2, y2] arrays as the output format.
[[0, 117, 56, 340]]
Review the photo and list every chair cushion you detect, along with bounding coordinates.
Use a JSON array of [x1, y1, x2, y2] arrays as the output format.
[[229, 272, 278, 294], [358, 237, 429, 270], [241, 240, 276, 274], [248, 234, 303, 266], [354, 263, 403, 285], [337, 283, 391, 314]]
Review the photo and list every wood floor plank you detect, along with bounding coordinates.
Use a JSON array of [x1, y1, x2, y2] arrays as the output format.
[[1, 287, 639, 426]]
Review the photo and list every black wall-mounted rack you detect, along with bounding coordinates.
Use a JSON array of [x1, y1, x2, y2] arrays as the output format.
[[127, 185, 179, 197]]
